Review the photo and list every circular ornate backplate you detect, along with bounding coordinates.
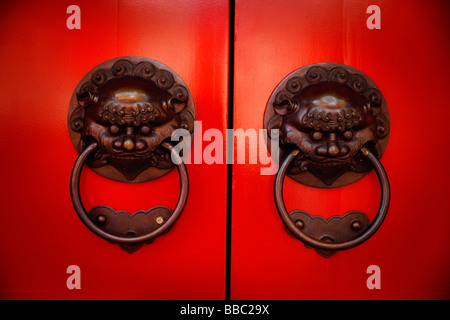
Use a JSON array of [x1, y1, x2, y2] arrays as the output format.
[[264, 62, 389, 188], [68, 56, 195, 183]]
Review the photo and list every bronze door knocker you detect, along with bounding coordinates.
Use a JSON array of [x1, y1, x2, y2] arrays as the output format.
[[264, 62, 390, 257], [68, 57, 195, 253]]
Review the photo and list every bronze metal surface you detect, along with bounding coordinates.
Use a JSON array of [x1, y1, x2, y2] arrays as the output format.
[[264, 62, 389, 188], [274, 146, 390, 257], [68, 57, 194, 252], [68, 56, 195, 183], [70, 142, 189, 253], [287, 211, 370, 258]]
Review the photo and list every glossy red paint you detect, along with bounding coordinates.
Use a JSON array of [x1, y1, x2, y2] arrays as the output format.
[[0, 0, 229, 299], [231, 0, 450, 299], [0, 0, 449, 300]]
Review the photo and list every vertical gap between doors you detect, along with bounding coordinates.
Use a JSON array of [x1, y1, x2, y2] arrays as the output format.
[[225, 0, 235, 301]]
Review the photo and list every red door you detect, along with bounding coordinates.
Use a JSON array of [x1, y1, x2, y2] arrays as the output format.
[[231, 0, 450, 299], [0, 0, 229, 299], [1, 0, 449, 301]]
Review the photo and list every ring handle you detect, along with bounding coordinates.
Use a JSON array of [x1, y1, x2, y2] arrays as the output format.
[[70, 141, 188, 248], [274, 146, 390, 252]]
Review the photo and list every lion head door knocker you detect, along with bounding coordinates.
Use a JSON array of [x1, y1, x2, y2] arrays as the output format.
[[68, 57, 195, 253], [264, 63, 390, 257]]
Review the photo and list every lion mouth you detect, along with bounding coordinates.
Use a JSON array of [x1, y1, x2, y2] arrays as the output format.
[[304, 153, 354, 165], [109, 153, 154, 160], [311, 159, 352, 167], [306, 160, 353, 186]]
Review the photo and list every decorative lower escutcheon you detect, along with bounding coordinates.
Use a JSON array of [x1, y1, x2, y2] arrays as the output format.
[[265, 62, 390, 257], [68, 57, 195, 253]]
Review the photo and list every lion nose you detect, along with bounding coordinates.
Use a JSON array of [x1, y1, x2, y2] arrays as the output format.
[[113, 137, 146, 152], [327, 142, 340, 157], [123, 137, 135, 151], [326, 142, 350, 157], [315, 142, 350, 158]]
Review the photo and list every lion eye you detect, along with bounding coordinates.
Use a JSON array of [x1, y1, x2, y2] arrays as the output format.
[[140, 125, 151, 135], [343, 130, 353, 140], [109, 125, 120, 135], [312, 131, 323, 141]]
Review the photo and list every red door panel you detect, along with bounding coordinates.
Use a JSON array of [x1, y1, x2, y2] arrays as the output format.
[[231, 0, 450, 299], [1, 0, 449, 301], [0, 0, 229, 299]]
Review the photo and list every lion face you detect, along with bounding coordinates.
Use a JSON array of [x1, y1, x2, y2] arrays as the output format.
[[282, 83, 377, 163], [69, 58, 195, 182], [265, 64, 389, 187], [83, 79, 184, 158]]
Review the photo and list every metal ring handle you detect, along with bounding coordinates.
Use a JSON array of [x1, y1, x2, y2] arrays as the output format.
[[274, 146, 390, 251], [70, 141, 188, 245]]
